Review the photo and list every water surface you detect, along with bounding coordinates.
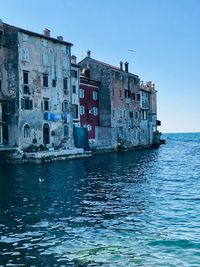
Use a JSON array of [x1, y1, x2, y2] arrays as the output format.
[[0, 133, 200, 266]]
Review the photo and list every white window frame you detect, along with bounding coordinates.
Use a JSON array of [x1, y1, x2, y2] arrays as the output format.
[[80, 89, 84, 98], [87, 125, 92, 132], [92, 107, 98, 116], [80, 105, 85, 115], [22, 48, 30, 62], [92, 91, 98, 100]]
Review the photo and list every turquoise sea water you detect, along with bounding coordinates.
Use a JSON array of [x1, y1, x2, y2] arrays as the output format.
[[0, 132, 200, 266]]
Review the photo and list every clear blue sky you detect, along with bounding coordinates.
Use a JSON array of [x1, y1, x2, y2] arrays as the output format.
[[1, 0, 200, 133]]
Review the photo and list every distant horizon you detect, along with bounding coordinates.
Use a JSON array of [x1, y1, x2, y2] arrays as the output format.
[[163, 131, 200, 134]]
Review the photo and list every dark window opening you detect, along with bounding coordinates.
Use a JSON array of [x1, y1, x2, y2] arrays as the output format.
[[125, 89, 131, 98], [24, 85, 31, 94], [44, 99, 49, 111], [72, 85, 76, 94], [131, 92, 135, 100], [43, 74, 48, 87], [52, 79, 56, 87], [63, 78, 68, 89], [0, 79, 2, 91], [129, 111, 133, 118], [21, 98, 33, 110], [137, 93, 141, 101], [72, 104, 78, 119], [62, 101, 68, 112], [71, 70, 78, 78], [23, 71, 29, 84]]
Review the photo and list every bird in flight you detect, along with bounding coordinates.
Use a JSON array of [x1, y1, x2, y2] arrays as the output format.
[[128, 49, 136, 52]]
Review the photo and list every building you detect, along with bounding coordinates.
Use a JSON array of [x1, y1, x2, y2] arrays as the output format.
[[71, 55, 81, 127], [0, 21, 74, 151], [79, 68, 100, 140], [79, 51, 160, 150]]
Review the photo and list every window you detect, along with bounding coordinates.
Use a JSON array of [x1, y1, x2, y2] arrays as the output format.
[[137, 93, 141, 102], [71, 70, 78, 78], [125, 89, 131, 98], [142, 110, 148, 120], [72, 85, 76, 94], [0, 125, 2, 144], [62, 101, 68, 112], [80, 89, 84, 98], [129, 111, 133, 118], [44, 99, 49, 111], [52, 79, 56, 87], [64, 125, 69, 138], [23, 85, 30, 94], [0, 79, 1, 91], [63, 59, 68, 69], [23, 71, 29, 85], [63, 78, 68, 89], [43, 74, 48, 87], [87, 125, 92, 131], [42, 53, 48, 66], [92, 107, 98, 116], [21, 98, 33, 110], [92, 91, 98, 100], [24, 124, 30, 138], [72, 104, 78, 119], [131, 92, 136, 100], [80, 105, 85, 115], [22, 48, 29, 62], [112, 109, 115, 118]]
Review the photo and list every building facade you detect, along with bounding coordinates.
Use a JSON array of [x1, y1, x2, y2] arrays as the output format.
[[79, 69, 100, 140], [79, 51, 159, 149], [0, 22, 74, 151], [71, 55, 81, 127]]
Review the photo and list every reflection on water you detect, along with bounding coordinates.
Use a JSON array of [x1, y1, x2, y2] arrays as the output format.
[[1, 133, 200, 266]]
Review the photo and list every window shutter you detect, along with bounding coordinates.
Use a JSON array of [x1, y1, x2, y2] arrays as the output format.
[[30, 99, 33, 110], [21, 98, 25, 109]]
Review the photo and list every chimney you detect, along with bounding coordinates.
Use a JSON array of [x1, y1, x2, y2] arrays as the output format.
[[43, 28, 50, 37], [146, 81, 152, 88], [120, 61, 123, 71], [87, 50, 91, 58], [124, 62, 129, 73], [71, 55, 77, 64], [57, 36, 63, 41]]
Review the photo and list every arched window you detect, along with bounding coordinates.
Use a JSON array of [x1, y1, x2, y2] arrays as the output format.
[[64, 125, 69, 138], [24, 124, 30, 138]]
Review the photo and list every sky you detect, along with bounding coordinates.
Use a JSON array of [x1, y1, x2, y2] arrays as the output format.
[[1, 0, 200, 133]]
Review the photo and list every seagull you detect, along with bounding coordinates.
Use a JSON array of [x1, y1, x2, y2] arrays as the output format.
[[128, 49, 136, 52]]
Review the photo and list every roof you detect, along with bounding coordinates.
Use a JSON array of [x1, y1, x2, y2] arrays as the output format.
[[71, 63, 82, 69], [79, 57, 139, 78], [2, 22, 73, 47]]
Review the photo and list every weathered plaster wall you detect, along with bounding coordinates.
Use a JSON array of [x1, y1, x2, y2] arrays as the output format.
[[0, 24, 19, 146], [17, 31, 74, 149]]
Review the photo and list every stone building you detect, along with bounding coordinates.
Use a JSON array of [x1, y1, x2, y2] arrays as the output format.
[[0, 21, 74, 151], [79, 51, 160, 149]]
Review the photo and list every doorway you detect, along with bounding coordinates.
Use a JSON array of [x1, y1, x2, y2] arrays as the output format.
[[43, 123, 50, 145]]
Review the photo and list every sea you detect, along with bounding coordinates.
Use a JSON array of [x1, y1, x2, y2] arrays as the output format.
[[0, 132, 200, 267]]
